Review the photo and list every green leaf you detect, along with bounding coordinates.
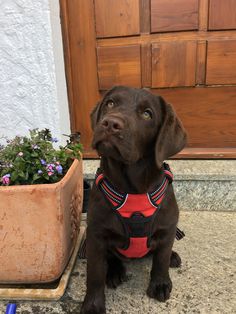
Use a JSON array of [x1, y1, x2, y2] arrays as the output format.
[[32, 173, 40, 182], [11, 171, 18, 182], [31, 152, 39, 158], [18, 171, 25, 179]]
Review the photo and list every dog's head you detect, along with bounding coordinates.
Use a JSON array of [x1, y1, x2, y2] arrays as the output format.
[[91, 86, 187, 168]]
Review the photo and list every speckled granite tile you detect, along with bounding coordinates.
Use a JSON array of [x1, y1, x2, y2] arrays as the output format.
[[173, 180, 236, 211], [83, 160, 236, 181], [1, 212, 234, 313], [168, 160, 236, 181]]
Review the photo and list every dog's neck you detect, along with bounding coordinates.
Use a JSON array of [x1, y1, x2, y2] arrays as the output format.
[[100, 155, 164, 194]]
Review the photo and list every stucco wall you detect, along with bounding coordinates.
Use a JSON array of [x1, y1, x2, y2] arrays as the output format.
[[0, 0, 70, 144]]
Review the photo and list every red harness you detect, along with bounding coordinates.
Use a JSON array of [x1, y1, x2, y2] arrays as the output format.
[[95, 163, 184, 258]]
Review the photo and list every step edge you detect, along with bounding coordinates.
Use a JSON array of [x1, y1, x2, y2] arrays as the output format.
[[83, 160, 236, 181], [83, 173, 236, 182]]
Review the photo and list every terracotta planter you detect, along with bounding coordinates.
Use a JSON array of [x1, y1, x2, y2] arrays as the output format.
[[0, 159, 83, 284]]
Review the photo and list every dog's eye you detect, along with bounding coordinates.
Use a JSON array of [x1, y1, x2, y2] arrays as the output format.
[[106, 101, 115, 109], [141, 109, 153, 120]]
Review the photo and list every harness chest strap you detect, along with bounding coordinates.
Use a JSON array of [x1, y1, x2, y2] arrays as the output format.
[[95, 163, 185, 258]]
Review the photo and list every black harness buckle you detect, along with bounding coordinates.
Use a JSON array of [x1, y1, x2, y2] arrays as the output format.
[[122, 212, 152, 238]]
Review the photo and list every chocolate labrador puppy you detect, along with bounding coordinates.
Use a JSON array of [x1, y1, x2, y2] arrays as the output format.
[[81, 86, 187, 314]]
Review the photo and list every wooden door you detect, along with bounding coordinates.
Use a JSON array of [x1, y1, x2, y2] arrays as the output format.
[[60, 0, 236, 158]]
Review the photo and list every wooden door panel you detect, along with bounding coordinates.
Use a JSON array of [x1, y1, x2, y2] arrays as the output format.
[[97, 45, 141, 90], [94, 0, 140, 38], [206, 40, 236, 85], [209, 0, 236, 30], [152, 41, 197, 88], [151, 0, 199, 32], [154, 87, 236, 147]]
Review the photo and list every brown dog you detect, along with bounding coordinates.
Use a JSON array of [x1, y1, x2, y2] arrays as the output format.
[[81, 86, 187, 314]]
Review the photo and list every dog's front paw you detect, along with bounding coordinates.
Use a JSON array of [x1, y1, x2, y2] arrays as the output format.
[[106, 260, 127, 289], [80, 294, 106, 314], [147, 277, 172, 302]]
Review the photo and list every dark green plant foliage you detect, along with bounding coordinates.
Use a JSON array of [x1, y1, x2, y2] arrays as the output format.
[[0, 129, 83, 186]]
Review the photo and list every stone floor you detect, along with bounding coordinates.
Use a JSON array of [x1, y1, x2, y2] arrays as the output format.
[[0, 211, 235, 314]]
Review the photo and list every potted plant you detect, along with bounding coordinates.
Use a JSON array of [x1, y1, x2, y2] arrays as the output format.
[[0, 129, 83, 284]]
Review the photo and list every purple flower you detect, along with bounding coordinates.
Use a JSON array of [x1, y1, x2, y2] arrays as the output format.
[[48, 171, 54, 176], [1, 174, 11, 185], [46, 163, 55, 172], [56, 164, 63, 175], [37, 170, 43, 175], [40, 159, 46, 165], [51, 137, 58, 143]]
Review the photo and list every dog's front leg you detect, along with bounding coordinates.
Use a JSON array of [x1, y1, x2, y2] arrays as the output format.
[[81, 228, 107, 314], [147, 228, 176, 302]]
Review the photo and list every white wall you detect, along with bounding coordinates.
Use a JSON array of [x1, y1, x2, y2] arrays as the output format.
[[0, 0, 70, 144]]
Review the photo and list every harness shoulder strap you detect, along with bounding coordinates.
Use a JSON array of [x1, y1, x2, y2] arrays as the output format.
[[148, 163, 173, 207], [95, 168, 127, 209]]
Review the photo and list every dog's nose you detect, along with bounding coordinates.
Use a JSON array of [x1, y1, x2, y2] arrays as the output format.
[[101, 117, 124, 133]]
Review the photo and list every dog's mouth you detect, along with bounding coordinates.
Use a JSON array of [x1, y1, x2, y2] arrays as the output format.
[[96, 140, 120, 157], [93, 133, 123, 158], [92, 132, 139, 163]]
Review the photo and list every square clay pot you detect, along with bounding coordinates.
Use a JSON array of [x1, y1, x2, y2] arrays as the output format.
[[0, 159, 83, 283]]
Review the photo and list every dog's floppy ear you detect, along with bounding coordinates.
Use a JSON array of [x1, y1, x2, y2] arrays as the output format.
[[155, 96, 187, 168], [90, 101, 102, 131]]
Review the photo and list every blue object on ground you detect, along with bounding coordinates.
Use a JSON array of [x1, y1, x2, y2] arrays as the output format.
[[6, 303, 17, 314]]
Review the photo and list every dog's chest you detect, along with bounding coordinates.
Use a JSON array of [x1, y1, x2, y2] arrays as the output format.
[[95, 164, 173, 258]]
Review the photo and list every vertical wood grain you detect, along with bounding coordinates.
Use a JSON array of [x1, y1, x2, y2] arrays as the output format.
[[209, 0, 236, 30], [61, 0, 100, 151], [94, 0, 140, 38], [152, 41, 197, 88], [198, 0, 209, 31], [141, 43, 152, 87], [59, 0, 76, 131], [140, 0, 151, 34], [196, 40, 207, 84]]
